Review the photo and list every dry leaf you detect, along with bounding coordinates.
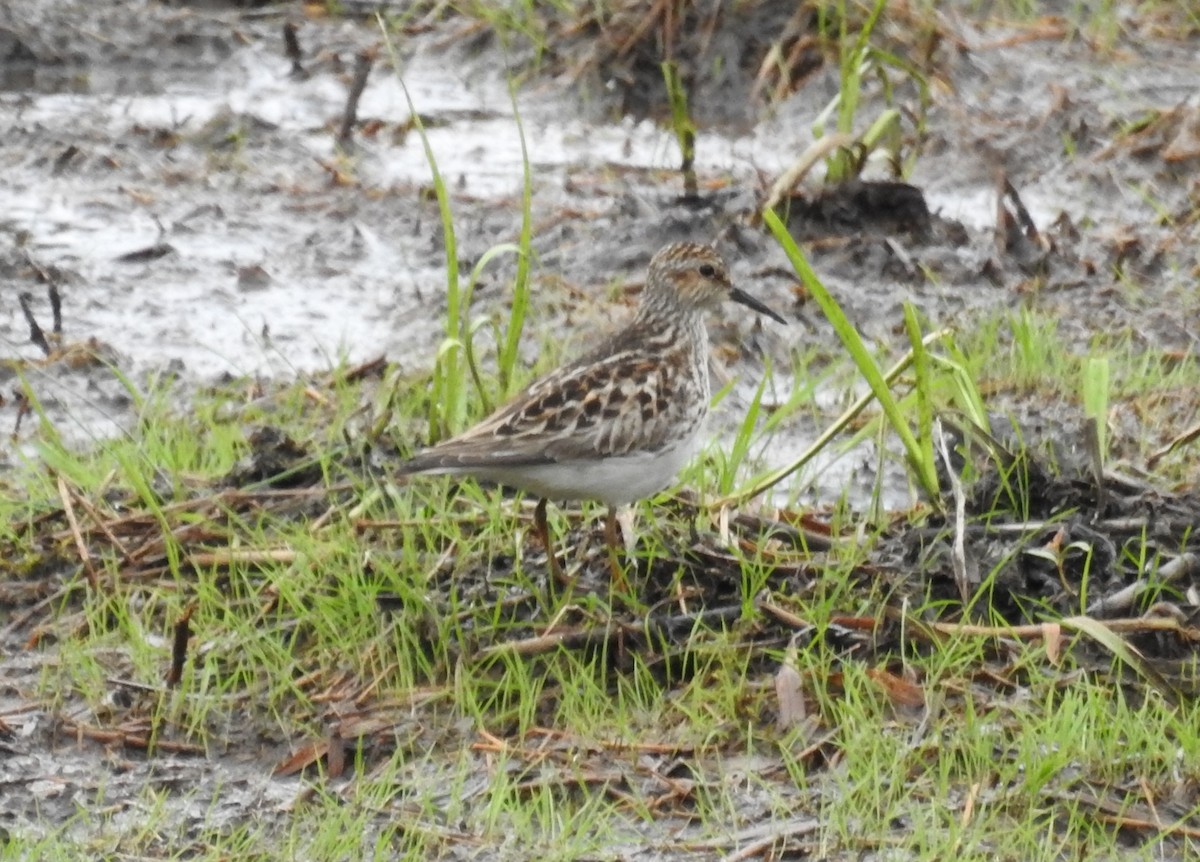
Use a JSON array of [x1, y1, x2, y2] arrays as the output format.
[[1042, 622, 1064, 666], [775, 661, 806, 730], [866, 667, 926, 708]]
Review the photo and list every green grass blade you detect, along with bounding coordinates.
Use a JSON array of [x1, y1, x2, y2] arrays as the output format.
[[720, 367, 769, 496], [661, 61, 697, 197], [931, 342, 991, 434], [461, 242, 523, 414], [763, 208, 940, 500], [498, 78, 533, 399], [903, 302, 936, 487], [379, 19, 462, 442], [718, 328, 952, 508], [1061, 616, 1182, 704]]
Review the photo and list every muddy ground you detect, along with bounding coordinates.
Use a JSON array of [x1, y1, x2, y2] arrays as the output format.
[[1, 0, 1199, 857]]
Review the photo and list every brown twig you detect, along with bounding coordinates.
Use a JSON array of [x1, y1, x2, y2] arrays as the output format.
[[730, 511, 835, 551], [187, 548, 298, 568], [674, 816, 821, 853], [49, 281, 62, 335], [0, 584, 79, 643], [166, 605, 195, 687], [17, 292, 52, 356], [479, 604, 746, 659], [1147, 418, 1200, 468], [340, 353, 387, 383], [338, 49, 375, 151], [756, 597, 810, 630], [60, 480, 135, 566], [283, 21, 305, 76], [932, 615, 1200, 641], [61, 720, 207, 755], [11, 389, 31, 438], [1086, 552, 1199, 617], [56, 474, 99, 588], [20, 254, 64, 336]]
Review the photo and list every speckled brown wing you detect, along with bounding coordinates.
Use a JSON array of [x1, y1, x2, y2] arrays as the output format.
[[401, 321, 704, 473]]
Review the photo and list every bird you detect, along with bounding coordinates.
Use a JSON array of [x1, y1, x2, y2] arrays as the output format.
[[399, 241, 786, 585]]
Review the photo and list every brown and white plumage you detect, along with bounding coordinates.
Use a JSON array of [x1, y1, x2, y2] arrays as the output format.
[[400, 242, 785, 580]]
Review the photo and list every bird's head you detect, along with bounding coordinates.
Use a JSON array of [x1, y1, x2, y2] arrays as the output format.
[[642, 242, 786, 324]]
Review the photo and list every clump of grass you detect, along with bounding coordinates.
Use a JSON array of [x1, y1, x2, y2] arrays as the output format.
[[747, 209, 946, 503], [811, 0, 930, 182], [661, 60, 698, 199], [380, 23, 534, 442], [8, 311, 1200, 861]]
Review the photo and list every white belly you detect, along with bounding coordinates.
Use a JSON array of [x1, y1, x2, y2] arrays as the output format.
[[470, 428, 704, 507]]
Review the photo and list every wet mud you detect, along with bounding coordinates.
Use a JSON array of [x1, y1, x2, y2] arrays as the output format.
[[2, 0, 1200, 856]]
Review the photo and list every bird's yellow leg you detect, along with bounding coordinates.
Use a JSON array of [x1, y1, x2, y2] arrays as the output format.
[[604, 506, 629, 593], [534, 497, 568, 586]]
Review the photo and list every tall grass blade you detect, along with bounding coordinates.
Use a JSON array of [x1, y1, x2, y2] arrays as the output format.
[[932, 342, 991, 434], [826, 0, 889, 182], [903, 302, 936, 485], [661, 61, 698, 198], [460, 243, 523, 415], [763, 209, 941, 500], [379, 19, 463, 442], [721, 369, 769, 496], [717, 327, 951, 508], [1062, 616, 1182, 704], [498, 78, 533, 399]]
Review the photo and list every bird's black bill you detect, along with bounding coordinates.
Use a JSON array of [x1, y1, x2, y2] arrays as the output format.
[[730, 286, 787, 325]]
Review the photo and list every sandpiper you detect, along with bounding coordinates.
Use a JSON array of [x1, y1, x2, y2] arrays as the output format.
[[400, 242, 786, 583]]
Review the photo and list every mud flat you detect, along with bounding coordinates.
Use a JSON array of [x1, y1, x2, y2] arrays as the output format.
[[1, 2, 1199, 858]]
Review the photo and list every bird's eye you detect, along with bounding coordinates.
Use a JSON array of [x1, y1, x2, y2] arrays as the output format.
[[698, 263, 717, 278]]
